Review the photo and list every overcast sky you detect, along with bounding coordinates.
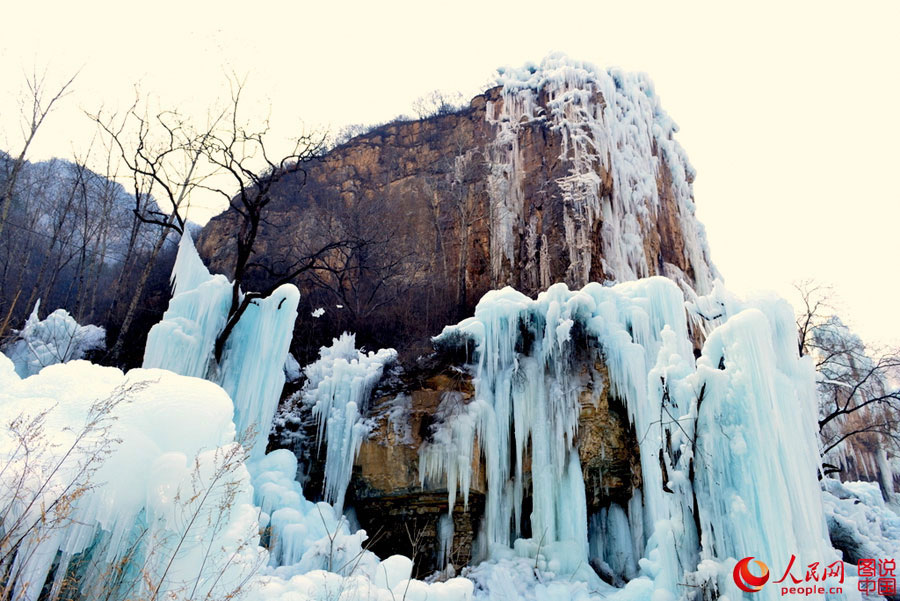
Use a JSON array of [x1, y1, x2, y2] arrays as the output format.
[[1, 0, 897, 346]]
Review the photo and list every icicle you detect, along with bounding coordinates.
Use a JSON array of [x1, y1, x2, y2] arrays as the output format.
[[487, 54, 717, 292], [302, 333, 396, 513]]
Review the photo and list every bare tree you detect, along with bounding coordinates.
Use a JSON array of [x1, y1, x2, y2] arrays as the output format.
[[93, 98, 215, 364], [302, 196, 420, 334], [199, 77, 351, 364], [0, 70, 77, 340], [795, 281, 900, 495], [0, 69, 77, 242], [412, 90, 465, 120]]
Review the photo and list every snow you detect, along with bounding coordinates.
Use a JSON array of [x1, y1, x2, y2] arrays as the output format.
[[312, 307, 325, 318], [0, 362, 263, 601], [0, 351, 17, 385], [822, 478, 900, 566], [2, 301, 105, 377]]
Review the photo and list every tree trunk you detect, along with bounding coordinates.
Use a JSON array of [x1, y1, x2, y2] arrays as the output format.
[[105, 229, 169, 365]]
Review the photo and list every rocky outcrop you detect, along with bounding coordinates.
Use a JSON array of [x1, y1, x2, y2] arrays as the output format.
[[198, 57, 717, 361], [351, 369, 485, 576]]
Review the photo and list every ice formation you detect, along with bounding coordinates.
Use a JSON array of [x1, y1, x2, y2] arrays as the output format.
[[3, 301, 105, 377], [422, 277, 853, 600], [822, 479, 900, 566], [135, 232, 474, 600], [0, 362, 264, 601], [0, 266, 884, 601], [301, 333, 396, 513], [143, 232, 299, 456], [485, 54, 717, 293]]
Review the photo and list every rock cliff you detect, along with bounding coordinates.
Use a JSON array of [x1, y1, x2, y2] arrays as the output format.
[[198, 56, 717, 360]]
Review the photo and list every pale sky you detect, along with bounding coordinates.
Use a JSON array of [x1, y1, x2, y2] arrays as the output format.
[[1, 0, 897, 346]]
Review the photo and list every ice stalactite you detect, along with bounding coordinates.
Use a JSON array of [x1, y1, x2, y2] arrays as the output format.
[[216, 284, 299, 457], [142, 230, 232, 379], [423, 277, 846, 599], [485, 54, 717, 294], [143, 232, 299, 456], [421, 284, 592, 564], [301, 333, 397, 513]]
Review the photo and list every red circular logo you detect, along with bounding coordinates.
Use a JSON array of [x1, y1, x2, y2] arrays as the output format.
[[734, 557, 770, 593]]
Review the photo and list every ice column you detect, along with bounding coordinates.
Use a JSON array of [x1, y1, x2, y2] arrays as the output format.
[[143, 232, 299, 457], [302, 333, 396, 513]]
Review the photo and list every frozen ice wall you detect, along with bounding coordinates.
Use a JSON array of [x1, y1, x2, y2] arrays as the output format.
[[486, 54, 717, 294], [143, 232, 299, 456], [301, 333, 397, 513], [143, 231, 232, 379], [135, 233, 476, 599], [3, 301, 105, 377], [424, 277, 845, 599], [691, 297, 839, 600], [0, 356, 476, 601]]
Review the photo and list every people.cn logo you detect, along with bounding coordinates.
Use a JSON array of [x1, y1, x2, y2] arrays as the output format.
[[734, 557, 771, 593]]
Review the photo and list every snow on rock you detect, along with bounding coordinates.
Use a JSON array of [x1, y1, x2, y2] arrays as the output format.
[[823, 478, 900, 566], [3, 301, 105, 377], [487, 54, 717, 293], [283, 351, 302, 382], [301, 332, 397, 513]]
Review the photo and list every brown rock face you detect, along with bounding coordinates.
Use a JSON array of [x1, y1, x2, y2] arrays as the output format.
[[350, 365, 486, 575], [578, 362, 642, 514], [197, 77, 715, 361]]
